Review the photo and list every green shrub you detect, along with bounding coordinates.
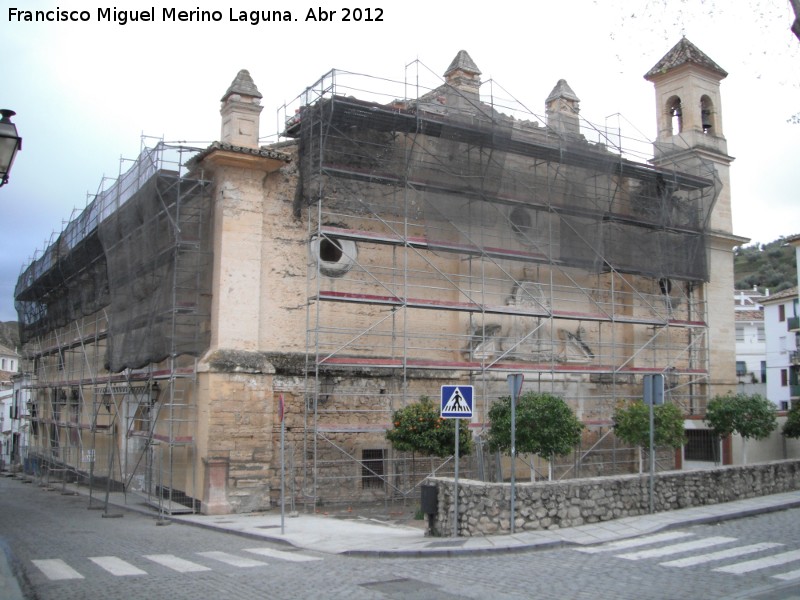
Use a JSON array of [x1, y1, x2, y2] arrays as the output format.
[[385, 396, 472, 457], [487, 392, 583, 458]]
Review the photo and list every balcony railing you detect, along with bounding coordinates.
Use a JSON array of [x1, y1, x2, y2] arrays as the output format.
[[791, 351, 800, 366], [788, 316, 800, 332], [792, 384, 800, 398]]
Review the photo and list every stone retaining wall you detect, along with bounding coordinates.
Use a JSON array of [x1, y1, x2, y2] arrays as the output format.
[[427, 460, 800, 536]]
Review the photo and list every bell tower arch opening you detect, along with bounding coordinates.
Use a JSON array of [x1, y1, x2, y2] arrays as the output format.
[[700, 95, 715, 134], [667, 95, 683, 135]]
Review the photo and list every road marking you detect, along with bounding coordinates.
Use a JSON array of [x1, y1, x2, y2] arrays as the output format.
[[88, 556, 147, 576], [660, 542, 784, 568], [197, 551, 268, 568], [617, 536, 737, 561], [32, 559, 84, 580], [714, 549, 800, 574], [577, 531, 694, 554], [144, 554, 212, 573], [243, 547, 322, 562], [774, 568, 800, 582]]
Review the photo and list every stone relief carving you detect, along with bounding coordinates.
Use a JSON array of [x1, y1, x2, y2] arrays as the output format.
[[463, 281, 595, 364], [466, 324, 503, 360]]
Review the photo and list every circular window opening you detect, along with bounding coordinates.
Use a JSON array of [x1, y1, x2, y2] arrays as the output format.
[[319, 238, 343, 263], [311, 236, 357, 278]]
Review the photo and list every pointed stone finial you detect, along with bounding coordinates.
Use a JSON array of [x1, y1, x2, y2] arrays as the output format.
[[220, 69, 263, 149], [444, 50, 481, 96], [545, 79, 580, 136], [221, 69, 263, 102], [444, 50, 481, 78], [546, 79, 580, 105]]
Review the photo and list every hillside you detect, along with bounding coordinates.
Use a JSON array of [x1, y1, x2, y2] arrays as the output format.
[[734, 237, 798, 294], [0, 321, 20, 352]]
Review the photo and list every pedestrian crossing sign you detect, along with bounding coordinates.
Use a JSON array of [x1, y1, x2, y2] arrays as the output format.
[[441, 385, 473, 418]]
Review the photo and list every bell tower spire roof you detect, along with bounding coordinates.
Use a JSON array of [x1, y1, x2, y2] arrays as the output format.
[[644, 37, 727, 81]]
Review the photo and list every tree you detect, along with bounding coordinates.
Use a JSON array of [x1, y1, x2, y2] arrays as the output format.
[[705, 393, 777, 464], [782, 402, 800, 439], [486, 392, 584, 480], [613, 401, 687, 473], [385, 396, 472, 458]]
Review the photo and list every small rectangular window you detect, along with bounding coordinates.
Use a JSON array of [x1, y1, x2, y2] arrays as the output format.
[[761, 361, 767, 383], [780, 305, 786, 322], [782, 369, 789, 387], [361, 449, 385, 489], [684, 429, 718, 462], [736, 361, 747, 376]]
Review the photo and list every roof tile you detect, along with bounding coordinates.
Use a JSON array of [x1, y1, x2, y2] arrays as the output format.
[[644, 37, 727, 80]]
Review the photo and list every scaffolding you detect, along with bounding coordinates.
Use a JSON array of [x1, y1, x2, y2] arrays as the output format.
[[10, 58, 722, 512], [283, 62, 718, 505], [14, 141, 212, 514]]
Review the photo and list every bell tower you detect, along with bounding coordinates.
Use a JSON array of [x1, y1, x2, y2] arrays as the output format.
[[645, 38, 746, 422], [645, 37, 737, 236], [645, 37, 728, 160]]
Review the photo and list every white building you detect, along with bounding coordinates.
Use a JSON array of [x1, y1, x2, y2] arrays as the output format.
[[734, 287, 766, 397], [0, 385, 10, 468], [1, 374, 32, 471], [761, 286, 799, 410], [0, 344, 18, 378], [0, 344, 19, 469]]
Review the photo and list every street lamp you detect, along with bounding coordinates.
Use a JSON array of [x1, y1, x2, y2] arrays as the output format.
[[0, 109, 23, 188]]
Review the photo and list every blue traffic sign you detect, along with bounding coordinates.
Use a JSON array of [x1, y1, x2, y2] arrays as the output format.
[[441, 385, 474, 418]]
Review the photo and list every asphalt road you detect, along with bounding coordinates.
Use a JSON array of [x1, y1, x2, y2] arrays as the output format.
[[3, 476, 800, 599]]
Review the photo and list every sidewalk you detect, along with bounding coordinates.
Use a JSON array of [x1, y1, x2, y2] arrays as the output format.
[[169, 490, 800, 557], [10, 472, 800, 558]]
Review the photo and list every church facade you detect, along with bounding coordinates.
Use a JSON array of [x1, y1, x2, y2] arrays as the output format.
[[13, 40, 743, 514]]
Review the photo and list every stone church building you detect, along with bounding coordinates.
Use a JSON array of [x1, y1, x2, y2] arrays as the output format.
[[12, 39, 743, 514]]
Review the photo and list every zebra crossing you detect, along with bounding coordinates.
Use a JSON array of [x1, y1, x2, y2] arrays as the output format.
[[576, 530, 800, 581], [31, 546, 322, 581]]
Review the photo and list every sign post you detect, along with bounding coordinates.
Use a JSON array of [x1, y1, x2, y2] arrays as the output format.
[[506, 374, 523, 534], [279, 394, 285, 534], [441, 385, 473, 537], [643, 374, 664, 514]]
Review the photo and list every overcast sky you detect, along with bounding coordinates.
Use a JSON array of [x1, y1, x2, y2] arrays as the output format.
[[1, 0, 798, 323]]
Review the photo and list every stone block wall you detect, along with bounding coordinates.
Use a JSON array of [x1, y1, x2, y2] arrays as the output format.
[[428, 460, 800, 536]]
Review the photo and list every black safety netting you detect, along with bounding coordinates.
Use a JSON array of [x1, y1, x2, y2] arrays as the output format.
[[97, 172, 213, 371], [293, 75, 718, 283], [15, 145, 213, 372]]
